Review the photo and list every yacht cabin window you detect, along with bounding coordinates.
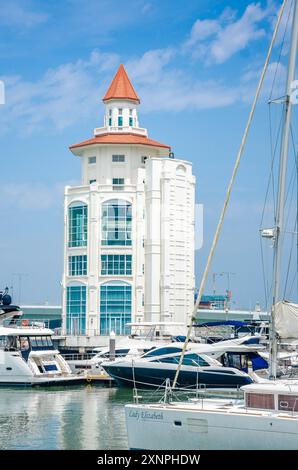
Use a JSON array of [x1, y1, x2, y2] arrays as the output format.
[[30, 336, 54, 349], [246, 392, 274, 410], [0, 336, 7, 348], [278, 394, 298, 412], [19, 337, 29, 351]]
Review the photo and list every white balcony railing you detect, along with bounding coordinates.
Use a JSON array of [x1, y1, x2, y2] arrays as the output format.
[[94, 126, 148, 137]]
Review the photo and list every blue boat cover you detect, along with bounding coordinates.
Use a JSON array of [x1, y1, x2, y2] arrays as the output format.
[[193, 321, 247, 328]]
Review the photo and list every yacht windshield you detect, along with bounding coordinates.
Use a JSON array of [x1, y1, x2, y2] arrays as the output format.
[[29, 336, 54, 350], [142, 347, 182, 358], [152, 353, 210, 367]]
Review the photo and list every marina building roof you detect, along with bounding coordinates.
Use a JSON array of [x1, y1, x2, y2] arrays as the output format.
[[103, 64, 140, 103], [70, 132, 170, 151]]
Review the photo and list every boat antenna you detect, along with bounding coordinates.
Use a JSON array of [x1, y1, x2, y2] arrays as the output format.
[[269, 0, 298, 379], [172, 0, 287, 389]]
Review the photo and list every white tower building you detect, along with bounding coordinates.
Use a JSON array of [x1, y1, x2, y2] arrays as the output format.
[[62, 64, 195, 343]]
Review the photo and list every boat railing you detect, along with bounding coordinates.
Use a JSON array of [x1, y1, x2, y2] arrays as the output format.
[[61, 353, 96, 361], [132, 383, 243, 407], [2, 318, 51, 329]]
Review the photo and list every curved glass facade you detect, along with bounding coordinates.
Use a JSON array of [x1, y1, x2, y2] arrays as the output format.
[[68, 203, 88, 247], [101, 199, 132, 246], [66, 285, 86, 335], [100, 282, 132, 335]]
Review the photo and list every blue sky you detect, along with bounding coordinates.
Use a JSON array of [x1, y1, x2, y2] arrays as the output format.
[[0, 0, 296, 308]]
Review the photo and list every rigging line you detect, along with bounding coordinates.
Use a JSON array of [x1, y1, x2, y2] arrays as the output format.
[[283, 216, 297, 298], [271, 121, 297, 300], [266, 0, 293, 227], [260, 107, 283, 310], [263, 105, 284, 226], [259, 235, 269, 310], [286, 123, 298, 299], [172, 0, 287, 390], [284, 123, 297, 203], [283, 125, 298, 237], [288, 269, 298, 298], [269, 0, 293, 101]]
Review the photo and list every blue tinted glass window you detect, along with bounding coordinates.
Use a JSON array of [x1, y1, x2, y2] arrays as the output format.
[[142, 347, 182, 358], [68, 204, 88, 247], [101, 254, 132, 275], [68, 255, 87, 276], [66, 285, 86, 335], [102, 199, 132, 246], [100, 283, 131, 335]]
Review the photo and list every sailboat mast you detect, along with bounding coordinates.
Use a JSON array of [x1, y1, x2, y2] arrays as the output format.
[[269, 0, 298, 379]]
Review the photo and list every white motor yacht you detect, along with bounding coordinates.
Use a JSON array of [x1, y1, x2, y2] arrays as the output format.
[[0, 290, 84, 386]]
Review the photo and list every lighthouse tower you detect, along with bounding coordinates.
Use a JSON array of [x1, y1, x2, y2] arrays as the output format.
[[62, 64, 195, 346]]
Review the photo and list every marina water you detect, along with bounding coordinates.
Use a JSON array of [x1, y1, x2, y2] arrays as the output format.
[[0, 386, 133, 450]]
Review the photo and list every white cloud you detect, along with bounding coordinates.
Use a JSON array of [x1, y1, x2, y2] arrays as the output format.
[[0, 181, 77, 211], [127, 48, 239, 112], [0, 1, 285, 136], [0, 1, 48, 28], [184, 3, 274, 64], [0, 47, 243, 134], [0, 51, 119, 134], [240, 60, 287, 103]]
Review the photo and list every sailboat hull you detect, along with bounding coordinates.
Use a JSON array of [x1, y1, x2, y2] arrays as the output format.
[[125, 403, 298, 450]]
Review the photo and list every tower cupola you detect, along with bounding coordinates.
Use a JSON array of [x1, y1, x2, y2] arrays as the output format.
[[98, 64, 145, 135]]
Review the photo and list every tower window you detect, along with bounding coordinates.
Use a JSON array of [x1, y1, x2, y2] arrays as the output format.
[[108, 118, 112, 126], [68, 203, 88, 247], [88, 156, 96, 164], [68, 255, 87, 276], [101, 254, 132, 276], [109, 109, 112, 116], [118, 108, 123, 115], [100, 282, 131, 335], [66, 285, 86, 335], [113, 178, 125, 191], [101, 199, 132, 246], [118, 116, 123, 126], [112, 155, 125, 163], [89, 179, 96, 184], [129, 117, 133, 126]]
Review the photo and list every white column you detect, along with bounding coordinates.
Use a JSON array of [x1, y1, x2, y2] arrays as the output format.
[[160, 166, 171, 322], [62, 186, 70, 335], [144, 159, 161, 323], [135, 169, 146, 322], [88, 186, 99, 335]]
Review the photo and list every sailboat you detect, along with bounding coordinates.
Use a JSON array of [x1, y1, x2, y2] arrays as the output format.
[[124, 0, 298, 449]]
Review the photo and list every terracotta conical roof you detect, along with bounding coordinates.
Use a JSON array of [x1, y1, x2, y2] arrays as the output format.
[[103, 64, 140, 103]]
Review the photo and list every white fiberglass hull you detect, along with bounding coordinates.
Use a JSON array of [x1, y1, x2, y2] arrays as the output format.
[[125, 402, 298, 450], [0, 350, 85, 386]]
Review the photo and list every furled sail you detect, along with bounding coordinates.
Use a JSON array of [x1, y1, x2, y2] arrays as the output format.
[[275, 301, 298, 338]]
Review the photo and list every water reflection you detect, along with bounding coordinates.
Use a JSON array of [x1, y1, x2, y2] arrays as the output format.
[[0, 386, 133, 450]]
